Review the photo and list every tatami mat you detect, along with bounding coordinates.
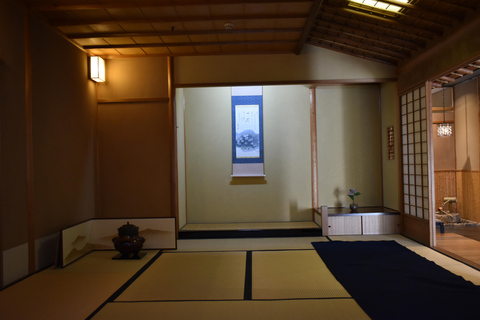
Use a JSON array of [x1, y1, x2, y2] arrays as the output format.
[[0, 250, 159, 320], [181, 221, 320, 231], [116, 252, 246, 301], [252, 250, 351, 300], [92, 299, 370, 320], [45, 250, 160, 274], [168, 236, 329, 252]]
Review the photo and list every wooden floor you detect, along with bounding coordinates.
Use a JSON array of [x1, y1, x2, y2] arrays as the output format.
[[435, 225, 480, 269]]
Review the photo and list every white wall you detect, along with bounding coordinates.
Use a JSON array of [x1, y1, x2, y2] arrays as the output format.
[[317, 85, 383, 207]]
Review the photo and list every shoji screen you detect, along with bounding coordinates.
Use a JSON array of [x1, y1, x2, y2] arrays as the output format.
[[401, 86, 430, 220]]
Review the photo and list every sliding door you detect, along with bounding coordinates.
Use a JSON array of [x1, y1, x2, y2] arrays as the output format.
[[400, 85, 435, 245]]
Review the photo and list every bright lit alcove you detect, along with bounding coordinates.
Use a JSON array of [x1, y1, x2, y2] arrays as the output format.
[[176, 85, 385, 229]]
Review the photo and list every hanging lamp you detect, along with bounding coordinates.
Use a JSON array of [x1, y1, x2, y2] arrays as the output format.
[[437, 87, 453, 137]]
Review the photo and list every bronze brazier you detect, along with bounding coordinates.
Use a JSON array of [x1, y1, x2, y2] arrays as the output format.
[[112, 222, 145, 259]]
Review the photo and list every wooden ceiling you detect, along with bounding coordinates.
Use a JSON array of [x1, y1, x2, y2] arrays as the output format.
[[22, 0, 480, 68]]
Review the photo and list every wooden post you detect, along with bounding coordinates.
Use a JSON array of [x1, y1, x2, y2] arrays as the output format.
[[321, 205, 329, 236], [310, 88, 318, 220], [168, 56, 179, 238], [25, 7, 35, 274]]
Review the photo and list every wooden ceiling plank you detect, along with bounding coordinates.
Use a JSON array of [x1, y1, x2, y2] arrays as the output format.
[[67, 28, 303, 39], [324, 5, 442, 39], [294, 0, 324, 54], [378, 0, 463, 23], [315, 20, 422, 51], [306, 39, 398, 65], [312, 26, 410, 56], [310, 32, 408, 59], [339, 7, 442, 38], [436, 0, 477, 11], [317, 12, 428, 46]]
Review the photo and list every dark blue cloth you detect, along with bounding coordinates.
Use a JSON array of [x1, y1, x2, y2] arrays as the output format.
[[312, 241, 480, 320]]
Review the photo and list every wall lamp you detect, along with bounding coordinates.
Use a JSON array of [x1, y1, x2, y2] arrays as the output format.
[[90, 56, 105, 82]]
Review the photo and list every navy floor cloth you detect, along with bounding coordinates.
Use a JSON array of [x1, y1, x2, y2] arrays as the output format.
[[312, 241, 480, 320]]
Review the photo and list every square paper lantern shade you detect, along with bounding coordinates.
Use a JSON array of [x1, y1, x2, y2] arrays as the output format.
[[437, 123, 453, 137], [90, 56, 105, 82]]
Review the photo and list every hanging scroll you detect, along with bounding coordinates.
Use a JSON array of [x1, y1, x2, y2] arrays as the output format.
[[231, 86, 265, 177]]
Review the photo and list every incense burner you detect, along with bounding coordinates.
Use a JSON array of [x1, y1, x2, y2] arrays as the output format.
[[112, 222, 145, 258]]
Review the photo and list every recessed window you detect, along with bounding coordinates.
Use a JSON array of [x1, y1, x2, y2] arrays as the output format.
[[349, 0, 408, 13]]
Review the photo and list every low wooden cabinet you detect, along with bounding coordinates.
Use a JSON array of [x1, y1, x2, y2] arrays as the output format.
[[328, 215, 362, 235], [315, 206, 401, 236]]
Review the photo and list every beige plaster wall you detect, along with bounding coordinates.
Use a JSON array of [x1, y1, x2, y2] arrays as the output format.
[[455, 80, 479, 171], [432, 88, 455, 171], [316, 85, 383, 207], [175, 45, 396, 86], [184, 85, 312, 223], [381, 82, 401, 210]]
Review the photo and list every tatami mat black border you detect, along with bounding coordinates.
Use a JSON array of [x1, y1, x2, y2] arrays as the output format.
[[85, 250, 164, 320], [179, 228, 323, 239], [244, 251, 253, 300]]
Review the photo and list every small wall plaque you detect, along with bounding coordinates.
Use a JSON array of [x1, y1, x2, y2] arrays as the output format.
[[387, 126, 394, 160]]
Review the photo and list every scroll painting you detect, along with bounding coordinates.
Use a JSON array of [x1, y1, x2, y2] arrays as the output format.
[[232, 86, 264, 177]]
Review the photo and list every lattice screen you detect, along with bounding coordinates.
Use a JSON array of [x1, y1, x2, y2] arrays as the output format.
[[401, 86, 430, 220]]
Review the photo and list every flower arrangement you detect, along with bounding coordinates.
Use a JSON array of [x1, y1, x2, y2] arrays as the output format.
[[348, 188, 361, 203]]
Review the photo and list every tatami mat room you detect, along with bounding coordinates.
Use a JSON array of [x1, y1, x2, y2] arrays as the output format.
[[1, 234, 480, 320]]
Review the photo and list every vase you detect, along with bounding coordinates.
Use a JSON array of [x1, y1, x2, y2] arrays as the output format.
[[349, 203, 358, 213]]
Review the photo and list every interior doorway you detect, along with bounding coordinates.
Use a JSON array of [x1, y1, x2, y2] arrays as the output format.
[[432, 65, 480, 269]]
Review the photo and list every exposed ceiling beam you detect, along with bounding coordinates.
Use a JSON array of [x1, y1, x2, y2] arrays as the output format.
[[68, 28, 303, 39], [31, 0, 313, 11], [295, 0, 323, 54], [83, 39, 297, 49], [457, 68, 474, 74], [51, 13, 308, 27]]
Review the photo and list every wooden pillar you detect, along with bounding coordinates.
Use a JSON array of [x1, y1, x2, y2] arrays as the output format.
[[24, 7, 35, 274], [310, 87, 318, 220], [168, 56, 179, 237]]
